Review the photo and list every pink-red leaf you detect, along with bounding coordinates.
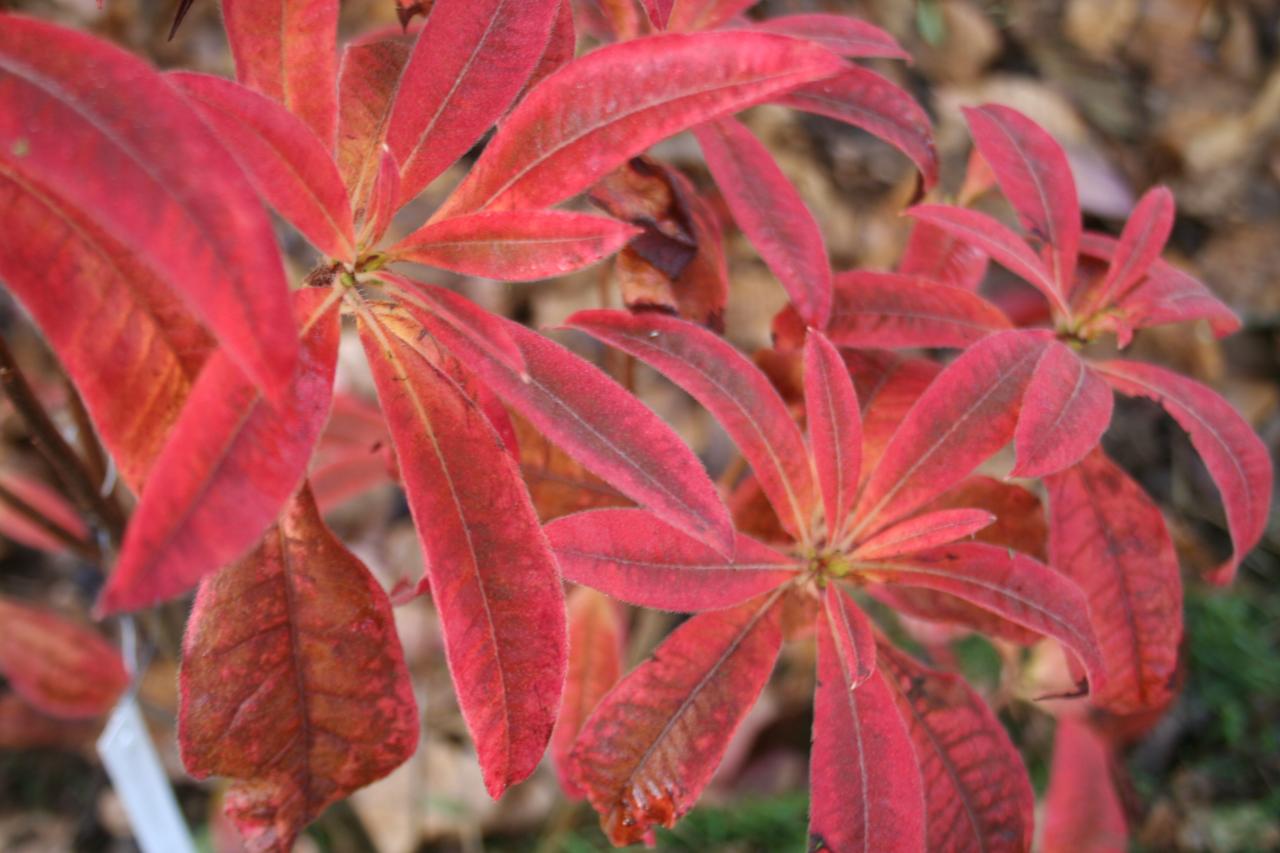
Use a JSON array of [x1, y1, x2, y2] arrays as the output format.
[[803, 331, 862, 540], [436, 31, 845, 216], [0, 16, 297, 399], [389, 280, 732, 553], [822, 584, 877, 689], [1097, 359, 1272, 584], [569, 592, 783, 846], [179, 485, 418, 852], [1046, 448, 1181, 714], [906, 204, 1066, 315], [964, 104, 1080, 299], [98, 290, 340, 615], [546, 508, 797, 611], [1011, 342, 1113, 477], [552, 587, 625, 799], [170, 72, 355, 261], [878, 641, 1035, 852], [755, 15, 909, 60], [852, 508, 995, 560], [1092, 186, 1175, 308], [358, 309, 566, 797], [569, 310, 818, 540], [666, 0, 755, 31], [779, 66, 939, 190], [898, 219, 990, 291], [386, 0, 560, 205], [694, 117, 832, 327], [524, 0, 577, 96], [336, 33, 413, 225], [0, 596, 127, 720], [359, 147, 401, 247], [859, 543, 1107, 693], [0, 470, 87, 554], [1042, 719, 1127, 853], [822, 270, 1011, 349], [639, 0, 676, 29], [222, 0, 338, 147], [810, 618, 924, 852], [852, 329, 1051, 538], [390, 210, 638, 280]]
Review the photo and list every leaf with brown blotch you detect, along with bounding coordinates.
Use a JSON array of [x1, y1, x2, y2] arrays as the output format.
[[819, 270, 1011, 350], [178, 485, 418, 853], [170, 72, 356, 261], [570, 310, 818, 541], [754, 15, 909, 60], [570, 592, 783, 846], [1011, 342, 1113, 478], [0, 168, 212, 492], [221, 0, 338, 148], [1046, 448, 1181, 714], [852, 508, 995, 560], [386, 0, 559, 206], [358, 309, 566, 798], [1097, 359, 1272, 585], [0, 596, 127, 720], [546, 508, 797, 612], [877, 641, 1035, 852], [435, 31, 845, 217], [552, 587, 624, 799], [964, 105, 1080, 302], [98, 290, 340, 615], [810, 616, 924, 852], [694, 117, 832, 328], [859, 543, 1107, 694], [906, 205, 1067, 316], [803, 332, 862, 541], [898, 219, 990, 291], [390, 211, 639, 280], [779, 66, 939, 190], [852, 329, 1051, 540], [388, 280, 733, 555], [336, 33, 413, 224], [1042, 718, 1128, 853], [0, 16, 298, 400]]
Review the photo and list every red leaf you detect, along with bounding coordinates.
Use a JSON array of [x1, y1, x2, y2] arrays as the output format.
[[570, 592, 783, 845], [878, 642, 1035, 852], [390, 210, 639, 280], [388, 280, 733, 553], [436, 31, 845, 216], [639, 0, 676, 29], [779, 66, 939, 190], [222, 0, 339, 147], [860, 543, 1107, 693], [0, 169, 212, 491], [523, 0, 576, 95], [170, 72, 356, 261], [552, 587, 624, 799], [358, 308, 566, 797], [803, 331, 862, 540], [310, 395, 395, 514], [857, 357, 940, 481], [0, 470, 87, 554], [852, 329, 1051, 538], [666, 0, 755, 31], [755, 14, 909, 60], [852, 508, 995, 560], [1078, 232, 1240, 338], [810, 619, 924, 852], [546, 508, 797, 611], [1046, 448, 1181, 714], [1097, 359, 1272, 584], [927, 476, 1048, 561], [964, 105, 1080, 300], [98, 290, 340, 615], [906, 204, 1067, 315], [1091, 186, 1175, 308], [0, 596, 126, 720], [178, 485, 418, 852], [821, 270, 1011, 349], [0, 16, 297, 399], [1042, 719, 1128, 853], [336, 33, 413, 225], [898, 219, 991, 290], [0, 694, 98, 750], [569, 310, 818, 541], [1011, 342, 1113, 477], [359, 147, 402, 247], [386, 0, 560, 205], [823, 584, 876, 689], [694, 117, 832, 327]]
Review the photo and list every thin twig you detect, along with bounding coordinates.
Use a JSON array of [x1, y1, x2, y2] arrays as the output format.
[[63, 376, 108, 492]]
